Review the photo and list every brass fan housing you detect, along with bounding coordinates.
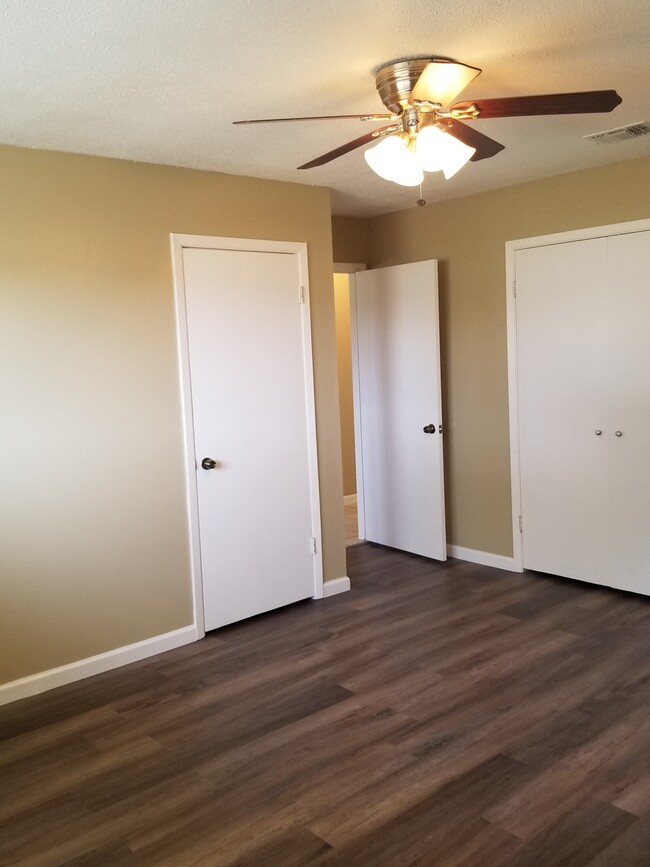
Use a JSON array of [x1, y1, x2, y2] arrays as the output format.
[[374, 57, 432, 115]]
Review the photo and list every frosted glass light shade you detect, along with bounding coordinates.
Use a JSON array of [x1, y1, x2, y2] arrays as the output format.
[[415, 125, 447, 172], [364, 136, 424, 187], [416, 125, 476, 179], [438, 131, 476, 179]]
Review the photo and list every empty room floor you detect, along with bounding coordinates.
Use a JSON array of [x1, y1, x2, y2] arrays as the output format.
[[344, 499, 359, 547], [1, 544, 649, 865]]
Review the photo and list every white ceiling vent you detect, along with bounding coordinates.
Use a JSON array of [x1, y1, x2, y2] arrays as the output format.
[[584, 121, 650, 144]]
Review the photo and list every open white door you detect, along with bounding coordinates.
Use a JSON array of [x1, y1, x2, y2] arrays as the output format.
[[175, 237, 322, 632], [353, 260, 446, 560]]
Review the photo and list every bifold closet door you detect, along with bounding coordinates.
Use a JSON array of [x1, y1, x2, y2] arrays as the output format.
[[607, 230, 650, 594], [516, 238, 611, 585]]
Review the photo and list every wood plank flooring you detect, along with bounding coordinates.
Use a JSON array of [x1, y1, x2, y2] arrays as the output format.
[[1, 543, 649, 866], [344, 501, 359, 547]]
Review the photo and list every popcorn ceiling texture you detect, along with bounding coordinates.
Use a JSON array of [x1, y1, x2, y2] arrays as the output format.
[[0, 0, 648, 216]]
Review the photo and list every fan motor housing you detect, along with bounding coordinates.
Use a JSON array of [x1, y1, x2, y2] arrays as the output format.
[[374, 57, 432, 114]]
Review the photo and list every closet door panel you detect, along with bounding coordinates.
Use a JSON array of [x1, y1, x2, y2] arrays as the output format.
[[516, 239, 610, 583], [606, 230, 650, 594]]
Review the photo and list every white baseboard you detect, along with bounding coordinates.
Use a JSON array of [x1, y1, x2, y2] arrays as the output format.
[[323, 576, 351, 597], [447, 545, 518, 572], [0, 624, 199, 707], [343, 494, 357, 507]]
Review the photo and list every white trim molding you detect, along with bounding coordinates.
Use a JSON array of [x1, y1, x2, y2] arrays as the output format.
[[322, 576, 351, 597], [0, 625, 198, 707], [447, 545, 517, 572]]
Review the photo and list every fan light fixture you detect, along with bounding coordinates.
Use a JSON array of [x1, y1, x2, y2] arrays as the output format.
[[364, 126, 476, 186], [235, 53, 623, 202]]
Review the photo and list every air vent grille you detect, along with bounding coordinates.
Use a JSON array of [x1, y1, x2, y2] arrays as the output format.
[[584, 122, 650, 144]]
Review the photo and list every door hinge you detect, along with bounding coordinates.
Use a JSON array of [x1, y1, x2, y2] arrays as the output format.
[[310, 537, 317, 554], [299, 285, 305, 304], [518, 515, 523, 533]]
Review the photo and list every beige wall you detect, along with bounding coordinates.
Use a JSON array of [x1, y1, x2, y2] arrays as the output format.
[[367, 155, 650, 556], [0, 144, 346, 686], [332, 216, 368, 265], [333, 273, 356, 496]]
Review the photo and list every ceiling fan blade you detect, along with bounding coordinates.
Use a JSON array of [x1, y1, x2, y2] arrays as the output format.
[[234, 113, 393, 125], [450, 90, 622, 119], [439, 118, 505, 161], [410, 59, 482, 106], [297, 125, 398, 169]]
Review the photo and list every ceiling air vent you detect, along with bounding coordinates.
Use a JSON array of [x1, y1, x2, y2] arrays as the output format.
[[584, 122, 650, 144]]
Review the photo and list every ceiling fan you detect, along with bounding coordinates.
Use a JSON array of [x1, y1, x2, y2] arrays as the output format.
[[234, 57, 622, 187]]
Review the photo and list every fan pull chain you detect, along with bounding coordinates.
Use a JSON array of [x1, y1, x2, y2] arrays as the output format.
[[416, 183, 426, 207]]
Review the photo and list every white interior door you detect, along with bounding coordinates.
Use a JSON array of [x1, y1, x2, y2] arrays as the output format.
[[353, 260, 446, 560], [516, 238, 611, 584], [181, 243, 320, 630], [606, 230, 650, 594]]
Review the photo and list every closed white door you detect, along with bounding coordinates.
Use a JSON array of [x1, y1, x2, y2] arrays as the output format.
[[607, 230, 650, 594], [182, 244, 320, 630], [515, 229, 650, 596], [353, 260, 446, 560], [516, 238, 611, 584]]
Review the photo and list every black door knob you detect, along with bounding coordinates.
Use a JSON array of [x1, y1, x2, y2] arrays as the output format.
[[423, 424, 436, 434], [201, 457, 217, 470]]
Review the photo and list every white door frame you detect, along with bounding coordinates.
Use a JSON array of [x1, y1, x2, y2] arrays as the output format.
[[172, 233, 324, 637], [334, 263, 367, 539], [505, 217, 650, 574]]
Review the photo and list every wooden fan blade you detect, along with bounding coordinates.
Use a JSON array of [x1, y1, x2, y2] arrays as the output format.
[[439, 118, 505, 161], [410, 59, 482, 106], [234, 114, 393, 125], [297, 125, 398, 169], [450, 90, 622, 119]]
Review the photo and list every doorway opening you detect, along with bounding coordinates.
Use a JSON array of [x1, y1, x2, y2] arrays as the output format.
[[334, 267, 364, 548], [334, 259, 447, 562]]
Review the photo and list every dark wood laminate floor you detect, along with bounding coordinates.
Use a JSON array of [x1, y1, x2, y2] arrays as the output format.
[[1, 544, 649, 866]]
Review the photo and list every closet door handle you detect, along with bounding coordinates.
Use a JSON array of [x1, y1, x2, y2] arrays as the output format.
[[595, 430, 602, 436], [615, 430, 623, 437]]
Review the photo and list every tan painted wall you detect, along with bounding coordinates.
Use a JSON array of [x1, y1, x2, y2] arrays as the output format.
[[367, 155, 650, 557], [332, 216, 368, 265], [333, 273, 356, 496], [0, 144, 346, 686]]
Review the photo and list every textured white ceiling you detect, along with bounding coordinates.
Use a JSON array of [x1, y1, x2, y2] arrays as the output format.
[[1, 0, 649, 216]]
